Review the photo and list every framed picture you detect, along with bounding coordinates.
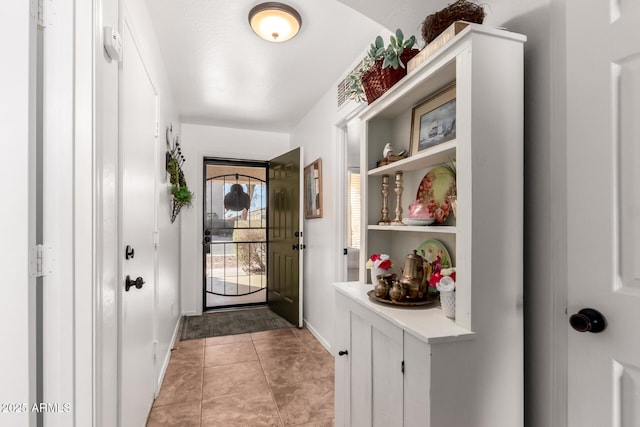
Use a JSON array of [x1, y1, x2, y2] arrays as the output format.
[[304, 158, 323, 219], [409, 85, 456, 156]]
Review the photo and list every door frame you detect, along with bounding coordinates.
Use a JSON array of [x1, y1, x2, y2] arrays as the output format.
[[34, 0, 98, 425], [547, 1, 569, 425], [333, 104, 365, 283]]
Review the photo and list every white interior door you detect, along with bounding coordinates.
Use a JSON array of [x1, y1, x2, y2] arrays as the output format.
[[119, 21, 158, 427], [567, 1, 640, 425]]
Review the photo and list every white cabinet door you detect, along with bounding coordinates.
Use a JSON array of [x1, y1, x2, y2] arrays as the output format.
[[350, 311, 372, 427], [403, 333, 431, 427], [334, 293, 351, 426], [371, 323, 403, 427], [348, 301, 404, 427]]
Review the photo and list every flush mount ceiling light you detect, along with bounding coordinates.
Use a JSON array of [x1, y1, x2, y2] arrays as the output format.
[[249, 2, 302, 42]]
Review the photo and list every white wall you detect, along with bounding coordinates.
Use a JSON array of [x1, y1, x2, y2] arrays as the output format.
[[487, 3, 568, 426], [94, 0, 120, 424], [0, 2, 36, 426], [289, 91, 366, 347], [179, 123, 290, 315]]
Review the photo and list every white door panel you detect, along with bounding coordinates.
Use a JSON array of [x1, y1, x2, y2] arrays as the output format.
[[119, 21, 157, 427], [567, 1, 640, 425]]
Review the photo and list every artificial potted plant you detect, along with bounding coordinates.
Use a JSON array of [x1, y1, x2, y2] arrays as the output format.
[[345, 35, 385, 103], [346, 29, 419, 104]]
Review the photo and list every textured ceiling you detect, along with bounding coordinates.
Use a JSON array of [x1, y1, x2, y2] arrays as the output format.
[[146, 0, 383, 132]]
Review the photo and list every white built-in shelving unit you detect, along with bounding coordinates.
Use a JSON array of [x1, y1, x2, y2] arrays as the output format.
[[334, 24, 526, 427]]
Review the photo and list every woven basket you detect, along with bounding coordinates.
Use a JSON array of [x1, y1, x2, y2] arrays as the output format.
[[422, 0, 485, 44], [361, 60, 384, 104], [361, 49, 420, 104]]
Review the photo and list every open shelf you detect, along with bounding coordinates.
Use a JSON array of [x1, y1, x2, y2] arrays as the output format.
[[368, 225, 457, 234], [368, 140, 456, 176]]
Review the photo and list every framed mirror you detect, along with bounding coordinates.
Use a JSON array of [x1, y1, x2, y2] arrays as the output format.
[[304, 158, 323, 219]]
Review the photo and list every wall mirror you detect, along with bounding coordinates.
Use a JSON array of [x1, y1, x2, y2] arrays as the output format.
[[304, 158, 323, 219]]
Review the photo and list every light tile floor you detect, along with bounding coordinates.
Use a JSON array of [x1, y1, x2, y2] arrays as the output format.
[[147, 327, 335, 427]]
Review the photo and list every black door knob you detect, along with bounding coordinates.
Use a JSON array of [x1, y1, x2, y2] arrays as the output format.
[[125, 275, 145, 292], [569, 308, 606, 333], [338, 350, 349, 356]]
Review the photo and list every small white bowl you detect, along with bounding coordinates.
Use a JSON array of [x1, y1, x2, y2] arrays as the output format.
[[404, 218, 435, 226]]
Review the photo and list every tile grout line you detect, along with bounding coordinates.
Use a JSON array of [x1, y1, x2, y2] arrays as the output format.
[[253, 335, 286, 427]]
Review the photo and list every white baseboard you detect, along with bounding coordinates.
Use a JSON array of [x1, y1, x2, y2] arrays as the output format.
[[182, 311, 200, 317], [303, 319, 332, 354], [155, 316, 182, 396]]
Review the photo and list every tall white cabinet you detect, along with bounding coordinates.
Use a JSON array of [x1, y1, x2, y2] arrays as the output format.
[[334, 25, 526, 427]]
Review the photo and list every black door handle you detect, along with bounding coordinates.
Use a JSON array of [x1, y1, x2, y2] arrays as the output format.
[[125, 275, 145, 292], [569, 308, 606, 333], [338, 350, 349, 356]]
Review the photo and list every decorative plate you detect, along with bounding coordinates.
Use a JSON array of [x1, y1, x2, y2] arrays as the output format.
[[416, 165, 456, 223], [416, 239, 453, 280], [404, 218, 435, 226]]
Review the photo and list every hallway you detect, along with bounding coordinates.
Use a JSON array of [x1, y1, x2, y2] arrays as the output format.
[[147, 327, 335, 426]]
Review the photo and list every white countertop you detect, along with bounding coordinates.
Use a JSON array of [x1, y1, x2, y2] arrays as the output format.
[[333, 281, 475, 344]]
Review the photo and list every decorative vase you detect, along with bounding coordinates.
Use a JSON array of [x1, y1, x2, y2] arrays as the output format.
[[440, 290, 456, 318]]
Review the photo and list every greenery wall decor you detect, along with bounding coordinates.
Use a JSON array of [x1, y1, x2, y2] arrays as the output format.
[[166, 124, 193, 223]]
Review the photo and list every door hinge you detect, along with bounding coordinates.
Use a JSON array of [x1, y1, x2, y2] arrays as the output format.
[[30, 244, 55, 277], [401, 360, 405, 374], [37, 0, 53, 28]]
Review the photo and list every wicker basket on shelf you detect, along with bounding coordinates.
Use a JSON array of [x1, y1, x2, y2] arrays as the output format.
[[361, 48, 420, 104], [422, 0, 485, 44]]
